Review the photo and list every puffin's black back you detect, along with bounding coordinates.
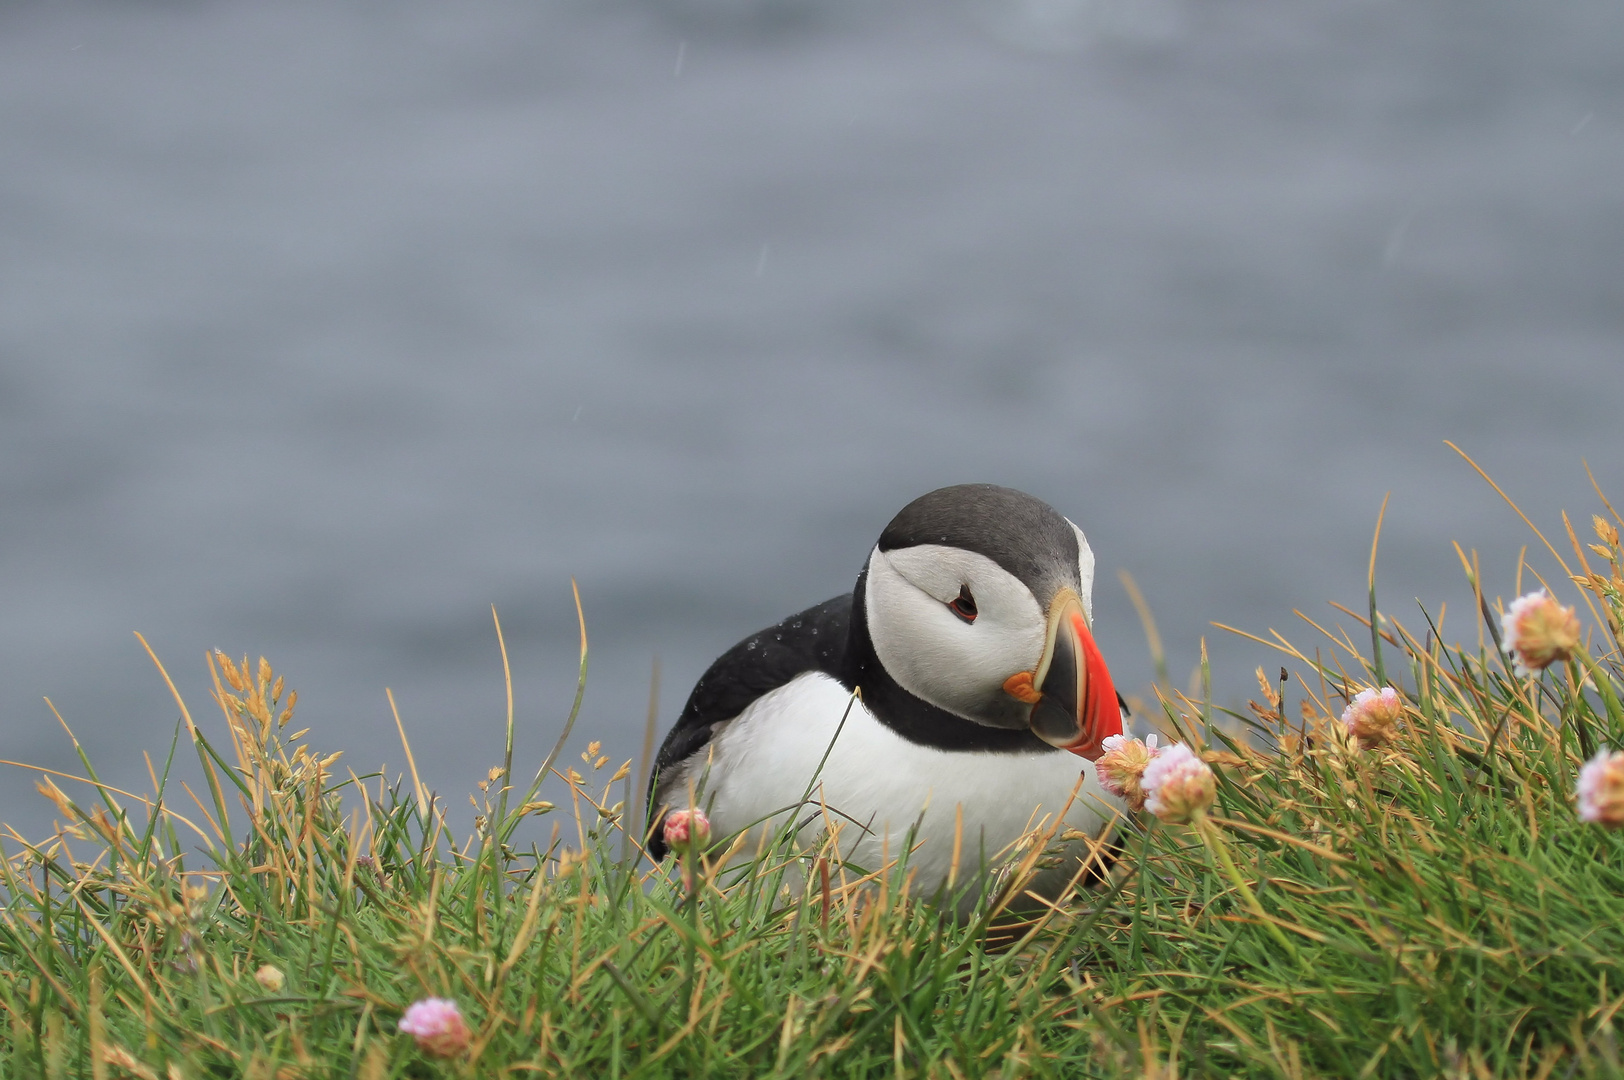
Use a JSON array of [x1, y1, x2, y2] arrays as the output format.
[[645, 595, 852, 857]]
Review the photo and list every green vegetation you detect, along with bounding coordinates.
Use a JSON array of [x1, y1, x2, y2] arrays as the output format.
[[2, 473, 1622, 1078]]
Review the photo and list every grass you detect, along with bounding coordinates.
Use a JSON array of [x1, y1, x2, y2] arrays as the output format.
[[2, 473, 1623, 1078]]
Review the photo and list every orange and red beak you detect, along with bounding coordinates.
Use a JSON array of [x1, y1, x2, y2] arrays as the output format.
[[1002, 589, 1123, 761]]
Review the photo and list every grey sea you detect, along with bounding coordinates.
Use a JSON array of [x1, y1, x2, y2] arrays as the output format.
[[3, 0, 1622, 838]]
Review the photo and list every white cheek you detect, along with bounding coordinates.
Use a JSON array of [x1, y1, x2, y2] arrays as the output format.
[[1067, 518, 1096, 626], [865, 545, 1045, 720]]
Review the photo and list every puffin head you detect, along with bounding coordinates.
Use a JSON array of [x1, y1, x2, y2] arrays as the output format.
[[860, 484, 1124, 761]]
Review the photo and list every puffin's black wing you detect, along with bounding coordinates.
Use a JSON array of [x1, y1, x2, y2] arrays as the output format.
[[645, 594, 851, 855]]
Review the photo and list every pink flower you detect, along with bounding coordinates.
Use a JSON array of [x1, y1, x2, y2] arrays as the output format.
[[1501, 590, 1581, 676], [662, 808, 711, 855], [399, 997, 471, 1058], [1576, 749, 1624, 827], [1140, 742, 1216, 824], [1095, 733, 1162, 811], [1341, 687, 1403, 748]]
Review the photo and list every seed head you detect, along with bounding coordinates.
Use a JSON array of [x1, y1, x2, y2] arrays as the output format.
[[1141, 742, 1216, 824], [1501, 590, 1581, 676], [399, 997, 471, 1058], [1576, 749, 1624, 827]]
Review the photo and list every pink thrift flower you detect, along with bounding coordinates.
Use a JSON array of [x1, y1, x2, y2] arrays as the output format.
[[1341, 687, 1403, 748], [1501, 590, 1581, 676], [1095, 733, 1162, 812], [1576, 749, 1624, 827], [399, 997, 471, 1058], [662, 808, 711, 855], [1141, 742, 1216, 824]]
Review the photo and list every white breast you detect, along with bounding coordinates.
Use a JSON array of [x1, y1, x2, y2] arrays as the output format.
[[663, 671, 1123, 906]]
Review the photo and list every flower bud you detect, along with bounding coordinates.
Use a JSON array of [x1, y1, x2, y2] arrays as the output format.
[[1340, 686, 1402, 748], [662, 808, 711, 855], [253, 964, 285, 993], [1501, 590, 1581, 676], [1140, 742, 1216, 824], [1577, 749, 1624, 828], [1095, 734, 1162, 812], [399, 997, 471, 1058]]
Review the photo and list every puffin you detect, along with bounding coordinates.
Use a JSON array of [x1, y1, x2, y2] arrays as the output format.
[[646, 484, 1126, 910]]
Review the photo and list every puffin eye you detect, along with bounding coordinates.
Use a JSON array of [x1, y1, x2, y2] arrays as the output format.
[[947, 585, 978, 624]]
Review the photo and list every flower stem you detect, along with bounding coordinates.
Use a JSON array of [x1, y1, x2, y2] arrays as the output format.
[[1195, 815, 1298, 961], [1574, 644, 1624, 729], [676, 848, 700, 1019]]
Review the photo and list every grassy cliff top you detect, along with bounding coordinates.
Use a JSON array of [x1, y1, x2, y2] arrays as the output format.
[[3, 483, 1623, 1079]]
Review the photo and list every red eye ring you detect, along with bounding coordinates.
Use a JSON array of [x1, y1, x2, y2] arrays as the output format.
[[948, 585, 977, 624]]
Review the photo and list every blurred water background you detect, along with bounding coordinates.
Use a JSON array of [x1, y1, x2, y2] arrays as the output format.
[[3, 0, 1622, 839]]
